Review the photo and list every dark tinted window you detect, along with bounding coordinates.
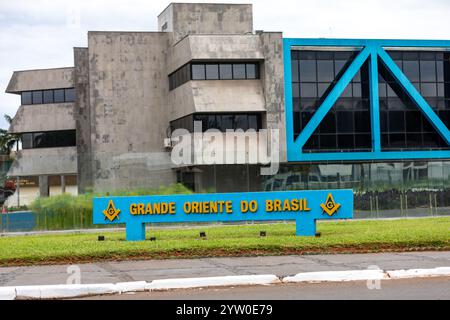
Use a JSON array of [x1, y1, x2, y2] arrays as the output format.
[[219, 64, 233, 79], [246, 63, 258, 79], [21, 133, 33, 149], [192, 64, 206, 80], [65, 88, 76, 102], [21, 92, 32, 105], [21, 88, 75, 105], [43, 90, 53, 104], [169, 62, 260, 90], [233, 64, 246, 79], [205, 64, 219, 80], [299, 60, 316, 82], [53, 89, 65, 103], [32, 91, 43, 104], [171, 113, 262, 133], [22, 130, 76, 149]]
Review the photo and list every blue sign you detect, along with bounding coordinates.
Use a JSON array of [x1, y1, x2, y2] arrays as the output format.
[[93, 190, 353, 241]]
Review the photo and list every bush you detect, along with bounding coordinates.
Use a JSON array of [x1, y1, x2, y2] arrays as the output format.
[[30, 184, 192, 230]]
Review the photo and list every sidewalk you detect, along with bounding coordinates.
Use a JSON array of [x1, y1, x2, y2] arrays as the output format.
[[1, 251, 449, 287]]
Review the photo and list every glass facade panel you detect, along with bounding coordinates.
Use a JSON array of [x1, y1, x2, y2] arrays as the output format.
[[291, 48, 450, 154]]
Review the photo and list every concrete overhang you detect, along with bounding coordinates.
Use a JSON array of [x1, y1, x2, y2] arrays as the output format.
[[168, 80, 266, 121], [8, 103, 76, 134], [6, 67, 74, 93], [7, 147, 77, 177], [169, 34, 264, 73]]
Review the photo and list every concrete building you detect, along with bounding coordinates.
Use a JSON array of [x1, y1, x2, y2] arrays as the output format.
[[4, 2, 450, 216]]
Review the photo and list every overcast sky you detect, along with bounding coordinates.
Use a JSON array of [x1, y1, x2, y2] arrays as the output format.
[[1, 0, 450, 129]]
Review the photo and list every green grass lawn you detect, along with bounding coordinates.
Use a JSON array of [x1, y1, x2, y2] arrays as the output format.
[[0, 217, 449, 266]]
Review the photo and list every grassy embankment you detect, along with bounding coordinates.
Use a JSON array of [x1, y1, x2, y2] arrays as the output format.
[[0, 217, 449, 266]]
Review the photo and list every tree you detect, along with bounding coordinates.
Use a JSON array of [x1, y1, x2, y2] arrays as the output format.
[[0, 114, 20, 155]]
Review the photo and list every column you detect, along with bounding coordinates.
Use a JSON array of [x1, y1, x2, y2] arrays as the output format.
[[39, 175, 49, 198]]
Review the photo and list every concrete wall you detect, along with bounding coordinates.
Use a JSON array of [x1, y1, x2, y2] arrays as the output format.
[[6, 68, 74, 93], [88, 31, 175, 191], [7, 147, 77, 177], [191, 80, 266, 113], [8, 103, 75, 133], [260, 32, 287, 163], [74, 47, 93, 193], [158, 3, 253, 44], [168, 80, 265, 121], [168, 34, 264, 74]]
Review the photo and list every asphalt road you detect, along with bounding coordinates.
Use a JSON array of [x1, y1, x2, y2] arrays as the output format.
[[83, 277, 450, 300]]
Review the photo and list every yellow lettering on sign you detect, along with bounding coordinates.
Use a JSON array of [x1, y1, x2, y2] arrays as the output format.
[[266, 200, 273, 212], [291, 199, 299, 211], [241, 201, 249, 213], [225, 201, 232, 214], [303, 199, 311, 211], [283, 199, 291, 211], [184, 202, 191, 214], [273, 200, 281, 212]]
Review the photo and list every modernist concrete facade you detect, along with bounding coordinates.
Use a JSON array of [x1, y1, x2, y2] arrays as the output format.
[[5, 3, 286, 203], [4, 2, 450, 217]]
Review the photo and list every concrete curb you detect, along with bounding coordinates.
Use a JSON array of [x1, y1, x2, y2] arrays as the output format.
[[1, 267, 449, 300], [386, 267, 450, 279], [282, 269, 387, 283], [146, 275, 280, 291]]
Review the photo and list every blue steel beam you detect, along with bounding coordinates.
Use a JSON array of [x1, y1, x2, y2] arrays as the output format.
[[369, 50, 381, 151], [377, 47, 450, 146], [290, 38, 450, 48], [295, 46, 371, 149]]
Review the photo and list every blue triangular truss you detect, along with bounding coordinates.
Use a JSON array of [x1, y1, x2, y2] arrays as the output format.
[[283, 38, 450, 162]]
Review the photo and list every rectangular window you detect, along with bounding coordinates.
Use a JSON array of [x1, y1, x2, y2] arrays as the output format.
[[205, 64, 219, 80], [232, 64, 246, 79], [191, 64, 206, 80], [43, 90, 53, 104], [53, 89, 65, 103], [22, 130, 76, 149], [21, 92, 32, 105], [65, 88, 76, 102], [246, 63, 258, 79], [32, 91, 43, 104], [21, 133, 33, 149], [169, 62, 260, 90], [173, 113, 262, 133], [219, 64, 233, 79]]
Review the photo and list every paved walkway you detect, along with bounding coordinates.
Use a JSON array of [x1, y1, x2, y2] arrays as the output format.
[[0, 251, 449, 287]]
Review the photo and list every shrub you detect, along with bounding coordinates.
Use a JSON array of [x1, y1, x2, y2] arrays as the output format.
[[30, 184, 192, 230]]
